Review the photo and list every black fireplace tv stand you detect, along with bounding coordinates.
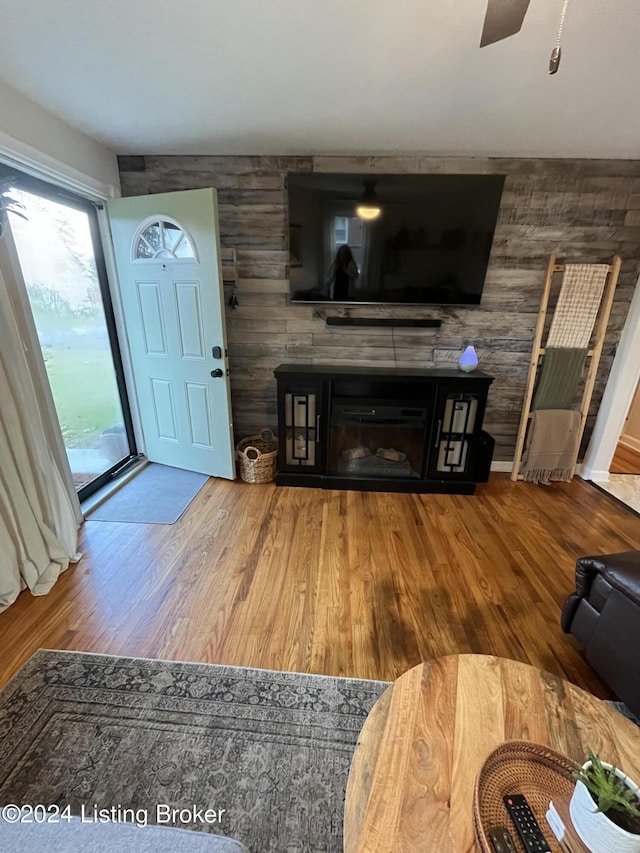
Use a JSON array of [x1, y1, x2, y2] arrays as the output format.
[[274, 364, 495, 494]]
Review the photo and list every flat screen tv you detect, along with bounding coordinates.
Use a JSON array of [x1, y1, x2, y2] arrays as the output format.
[[288, 173, 505, 306]]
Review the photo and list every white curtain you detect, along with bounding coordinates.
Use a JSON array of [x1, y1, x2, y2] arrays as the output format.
[[0, 249, 81, 612]]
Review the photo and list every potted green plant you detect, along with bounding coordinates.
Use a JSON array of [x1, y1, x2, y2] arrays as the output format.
[[569, 749, 640, 852]]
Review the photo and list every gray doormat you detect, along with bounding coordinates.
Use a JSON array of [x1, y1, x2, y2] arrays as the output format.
[[88, 463, 209, 524], [0, 650, 388, 852]]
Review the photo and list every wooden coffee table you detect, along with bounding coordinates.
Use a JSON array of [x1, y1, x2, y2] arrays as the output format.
[[344, 655, 640, 852]]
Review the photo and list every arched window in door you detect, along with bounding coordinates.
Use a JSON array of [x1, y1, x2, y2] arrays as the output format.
[[132, 216, 198, 262]]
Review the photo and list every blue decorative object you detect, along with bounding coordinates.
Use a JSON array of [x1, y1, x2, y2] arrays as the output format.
[[459, 345, 479, 372]]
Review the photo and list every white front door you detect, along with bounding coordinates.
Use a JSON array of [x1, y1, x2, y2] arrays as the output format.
[[108, 188, 235, 479]]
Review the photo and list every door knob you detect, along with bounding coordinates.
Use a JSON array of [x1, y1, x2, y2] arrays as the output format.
[[210, 369, 224, 378]]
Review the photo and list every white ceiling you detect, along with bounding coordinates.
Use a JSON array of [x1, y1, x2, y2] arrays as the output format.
[[0, 0, 638, 158]]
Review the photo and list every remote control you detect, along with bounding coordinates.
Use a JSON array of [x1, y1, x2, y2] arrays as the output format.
[[488, 826, 518, 853], [503, 794, 552, 853]]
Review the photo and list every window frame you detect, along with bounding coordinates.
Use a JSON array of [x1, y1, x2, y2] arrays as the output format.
[[0, 166, 139, 502]]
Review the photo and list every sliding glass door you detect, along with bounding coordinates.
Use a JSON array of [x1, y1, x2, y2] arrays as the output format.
[[1, 167, 137, 500]]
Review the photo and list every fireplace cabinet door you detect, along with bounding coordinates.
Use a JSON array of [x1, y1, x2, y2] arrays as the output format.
[[427, 386, 487, 481], [277, 380, 324, 473]]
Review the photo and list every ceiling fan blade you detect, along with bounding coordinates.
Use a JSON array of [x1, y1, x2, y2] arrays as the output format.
[[480, 0, 531, 47]]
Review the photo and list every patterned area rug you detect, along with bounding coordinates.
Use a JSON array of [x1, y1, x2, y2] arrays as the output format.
[[0, 651, 388, 852]]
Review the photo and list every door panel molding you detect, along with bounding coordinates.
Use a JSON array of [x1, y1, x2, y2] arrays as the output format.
[[185, 381, 214, 449], [136, 281, 168, 357], [150, 377, 179, 442], [174, 281, 205, 360]]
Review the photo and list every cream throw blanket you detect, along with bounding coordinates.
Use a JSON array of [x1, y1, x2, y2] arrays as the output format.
[[546, 264, 609, 348], [521, 410, 582, 484]]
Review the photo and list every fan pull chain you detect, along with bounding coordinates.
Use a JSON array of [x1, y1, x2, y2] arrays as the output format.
[[549, 0, 569, 74]]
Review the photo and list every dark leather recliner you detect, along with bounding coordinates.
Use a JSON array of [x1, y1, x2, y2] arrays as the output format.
[[562, 550, 640, 717]]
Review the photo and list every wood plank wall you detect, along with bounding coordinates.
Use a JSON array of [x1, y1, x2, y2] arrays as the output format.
[[118, 155, 640, 462]]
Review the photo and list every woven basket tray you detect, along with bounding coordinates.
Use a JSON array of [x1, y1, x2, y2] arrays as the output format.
[[474, 741, 580, 853]]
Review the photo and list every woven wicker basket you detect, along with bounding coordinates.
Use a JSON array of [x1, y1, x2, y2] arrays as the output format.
[[236, 428, 279, 484], [474, 741, 580, 853]]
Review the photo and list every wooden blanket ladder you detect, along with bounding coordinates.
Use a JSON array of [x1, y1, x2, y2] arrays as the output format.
[[511, 254, 622, 482]]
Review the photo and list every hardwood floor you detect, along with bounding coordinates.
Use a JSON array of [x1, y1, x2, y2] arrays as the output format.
[[611, 441, 640, 474], [1, 475, 639, 695]]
